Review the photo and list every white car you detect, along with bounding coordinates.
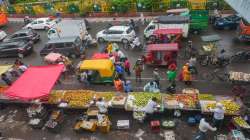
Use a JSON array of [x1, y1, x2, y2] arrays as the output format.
[[96, 25, 136, 44], [23, 17, 56, 30], [0, 30, 7, 41]]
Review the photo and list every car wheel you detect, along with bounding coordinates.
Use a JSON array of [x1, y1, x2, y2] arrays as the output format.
[[98, 37, 105, 43], [121, 39, 129, 44], [18, 53, 24, 59], [70, 54, 77, 59], [44, 26, 50, 30]]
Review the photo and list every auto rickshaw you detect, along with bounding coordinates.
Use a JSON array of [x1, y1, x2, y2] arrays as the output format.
[[198, 34, 222, 66], [91, 53, 109, 60], [148, 29, 183, 44], [144, 43, 179, 66], [79, 59, 115, 84]]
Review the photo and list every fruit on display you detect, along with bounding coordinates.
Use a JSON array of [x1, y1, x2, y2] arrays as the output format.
[[233, 117, 250, 128], [94, 92, 114, 101], [63, 90, 94, 107], [133, 111, 145, 119], [162, 120, 175, 128], [175, 94, 198, 108], [206, 100, 240, 114], [131, 92, 161, 107], [48, 90, 65, 104], [198, 94, 215, 101]]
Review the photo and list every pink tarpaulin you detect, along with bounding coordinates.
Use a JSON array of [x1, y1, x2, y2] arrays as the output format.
[[4, 65, 64, 100]]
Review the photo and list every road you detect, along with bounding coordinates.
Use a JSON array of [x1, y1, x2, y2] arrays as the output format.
[[0, 19, 250, 140]]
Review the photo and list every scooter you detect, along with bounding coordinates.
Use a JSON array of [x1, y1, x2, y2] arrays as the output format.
[[123, 37, 143, 50]]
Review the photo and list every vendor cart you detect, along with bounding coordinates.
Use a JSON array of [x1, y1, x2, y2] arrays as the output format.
[[198, 34, 222, 66], [148, 29, 183, 44], [144, 43, 178, 67], [45, 110, 64, 133]]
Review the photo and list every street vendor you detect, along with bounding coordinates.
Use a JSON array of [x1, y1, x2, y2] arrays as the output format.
[[142, 97, 159, 120], [209, 102, 225, 129], [96, 97, 108, 114]]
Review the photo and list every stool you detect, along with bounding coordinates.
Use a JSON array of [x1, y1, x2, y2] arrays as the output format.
[[150, 120, 160, 133]]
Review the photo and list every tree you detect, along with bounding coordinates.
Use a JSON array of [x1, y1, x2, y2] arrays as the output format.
[[111, 0, 131, 13]]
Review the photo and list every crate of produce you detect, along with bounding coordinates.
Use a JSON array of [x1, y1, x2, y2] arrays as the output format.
[[117, 120, 129, 129], [111, 96, 127, 106], [233, 117, 250, 129]]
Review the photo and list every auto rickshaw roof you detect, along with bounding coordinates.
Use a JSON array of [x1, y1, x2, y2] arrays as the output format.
[[153, 29, 182, 35], [147, 43, 179, 51], [201, 34, 221, 42], [80, 59, 114, 77], [0, 65, 13, 75], [91, 53, 109, 59]]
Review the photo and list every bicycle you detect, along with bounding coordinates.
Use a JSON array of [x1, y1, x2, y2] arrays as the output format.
[[201, 68, 229, 81]]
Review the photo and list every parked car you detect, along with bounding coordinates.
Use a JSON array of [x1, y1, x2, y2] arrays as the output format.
[[214, 15, 241, 30], [40, 36, 85, 58], [96, 25, 136, 44], [0, 41, 33, 58], [0, 30, 7, 41], [23, 17, 56, 30], [3, 29, 40, 43]]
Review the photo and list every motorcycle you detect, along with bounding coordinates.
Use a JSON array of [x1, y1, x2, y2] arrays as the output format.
[[123, 37, 143, 50], [24, 16, 32, 25], [230, 51, 250, 62], [199, 55, 230, 67]]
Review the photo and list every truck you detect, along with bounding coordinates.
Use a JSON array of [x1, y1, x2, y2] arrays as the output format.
[[144, 15, 190, 39], [47, 20, 87, 40], [189, 10, 209, 34], [237, 19, 250, 42]]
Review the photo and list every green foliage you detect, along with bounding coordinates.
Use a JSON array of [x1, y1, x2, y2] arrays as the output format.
[[111, 0, 131, 13], [68, 3, 80, 13], [136, 0, 153, 11]]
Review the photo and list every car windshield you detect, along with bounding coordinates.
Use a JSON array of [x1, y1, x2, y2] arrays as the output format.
[[46, 19, 53, 23], [126, 27, 133, 34]]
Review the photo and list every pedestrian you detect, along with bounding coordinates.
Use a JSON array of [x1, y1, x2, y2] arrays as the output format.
[[124, 58, 131, 76], [182, 64, 192, 85], [96, 97, 108, 114], [116, 49, 126, 62], [109, 54, 116, 64], [115, 64, 124, 80], [143, 81, 160, 93], [153, 68, 160, 88], [18, 64, 28, 73], [80, 70, 90, 86], [123, 80, 133, 93], [142, 97, 159, 121], [1, 73, 12, 86], [193, 118, 217, 140], [114, 77, 123, 92], [134, 64, 142, 83], [14, 59, 23, 67], [209, 103, 225, 129], [166, 69, 177, 84], [189, 55, 198, 74], [106, 42, 113, 54]]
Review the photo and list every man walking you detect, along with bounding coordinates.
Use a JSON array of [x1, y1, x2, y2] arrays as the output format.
[[153, 68, 160, 88]]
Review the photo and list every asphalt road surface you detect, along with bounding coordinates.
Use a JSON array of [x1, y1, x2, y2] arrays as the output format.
[[0, 20, 250, 140]]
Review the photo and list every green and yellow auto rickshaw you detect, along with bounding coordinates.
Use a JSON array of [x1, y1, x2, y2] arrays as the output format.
[[79, 59, 115, 84]]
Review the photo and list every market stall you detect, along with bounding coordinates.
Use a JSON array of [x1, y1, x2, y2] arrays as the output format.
[[200, 95, 242, 115], [4, 65, 64, 100], [229, 71, 250, 84]]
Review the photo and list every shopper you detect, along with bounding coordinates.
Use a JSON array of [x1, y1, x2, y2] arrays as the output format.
[[134, 64, 142, 83], [166, 69, 177, 84], [183, 64, 192, 85], [209, 103, 225, 129], [143, 81, 160, 93], [124, 58, 131, 76], [96, 98, 108, 114], [189, 55, 198, 74], [109, 54, 116, 64], [80, 71, 90, 86], [153, 68, 160, 88], [123, 80, 133, 93], [18, 64, 28, 73], [115, 64, 124, 80], [106, 42, 113, 54], [114, 77, 123, 92], [1, 73, 12, 86]]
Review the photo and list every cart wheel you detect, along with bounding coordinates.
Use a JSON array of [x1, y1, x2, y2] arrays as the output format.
[[202, 72, 214, 81]]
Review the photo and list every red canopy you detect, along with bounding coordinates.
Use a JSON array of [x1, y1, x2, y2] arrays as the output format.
[[153, 29, 183, 35], [4, 65, 64, 100], [147, 43, 179, 51], [92, 53, 109, 59]]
